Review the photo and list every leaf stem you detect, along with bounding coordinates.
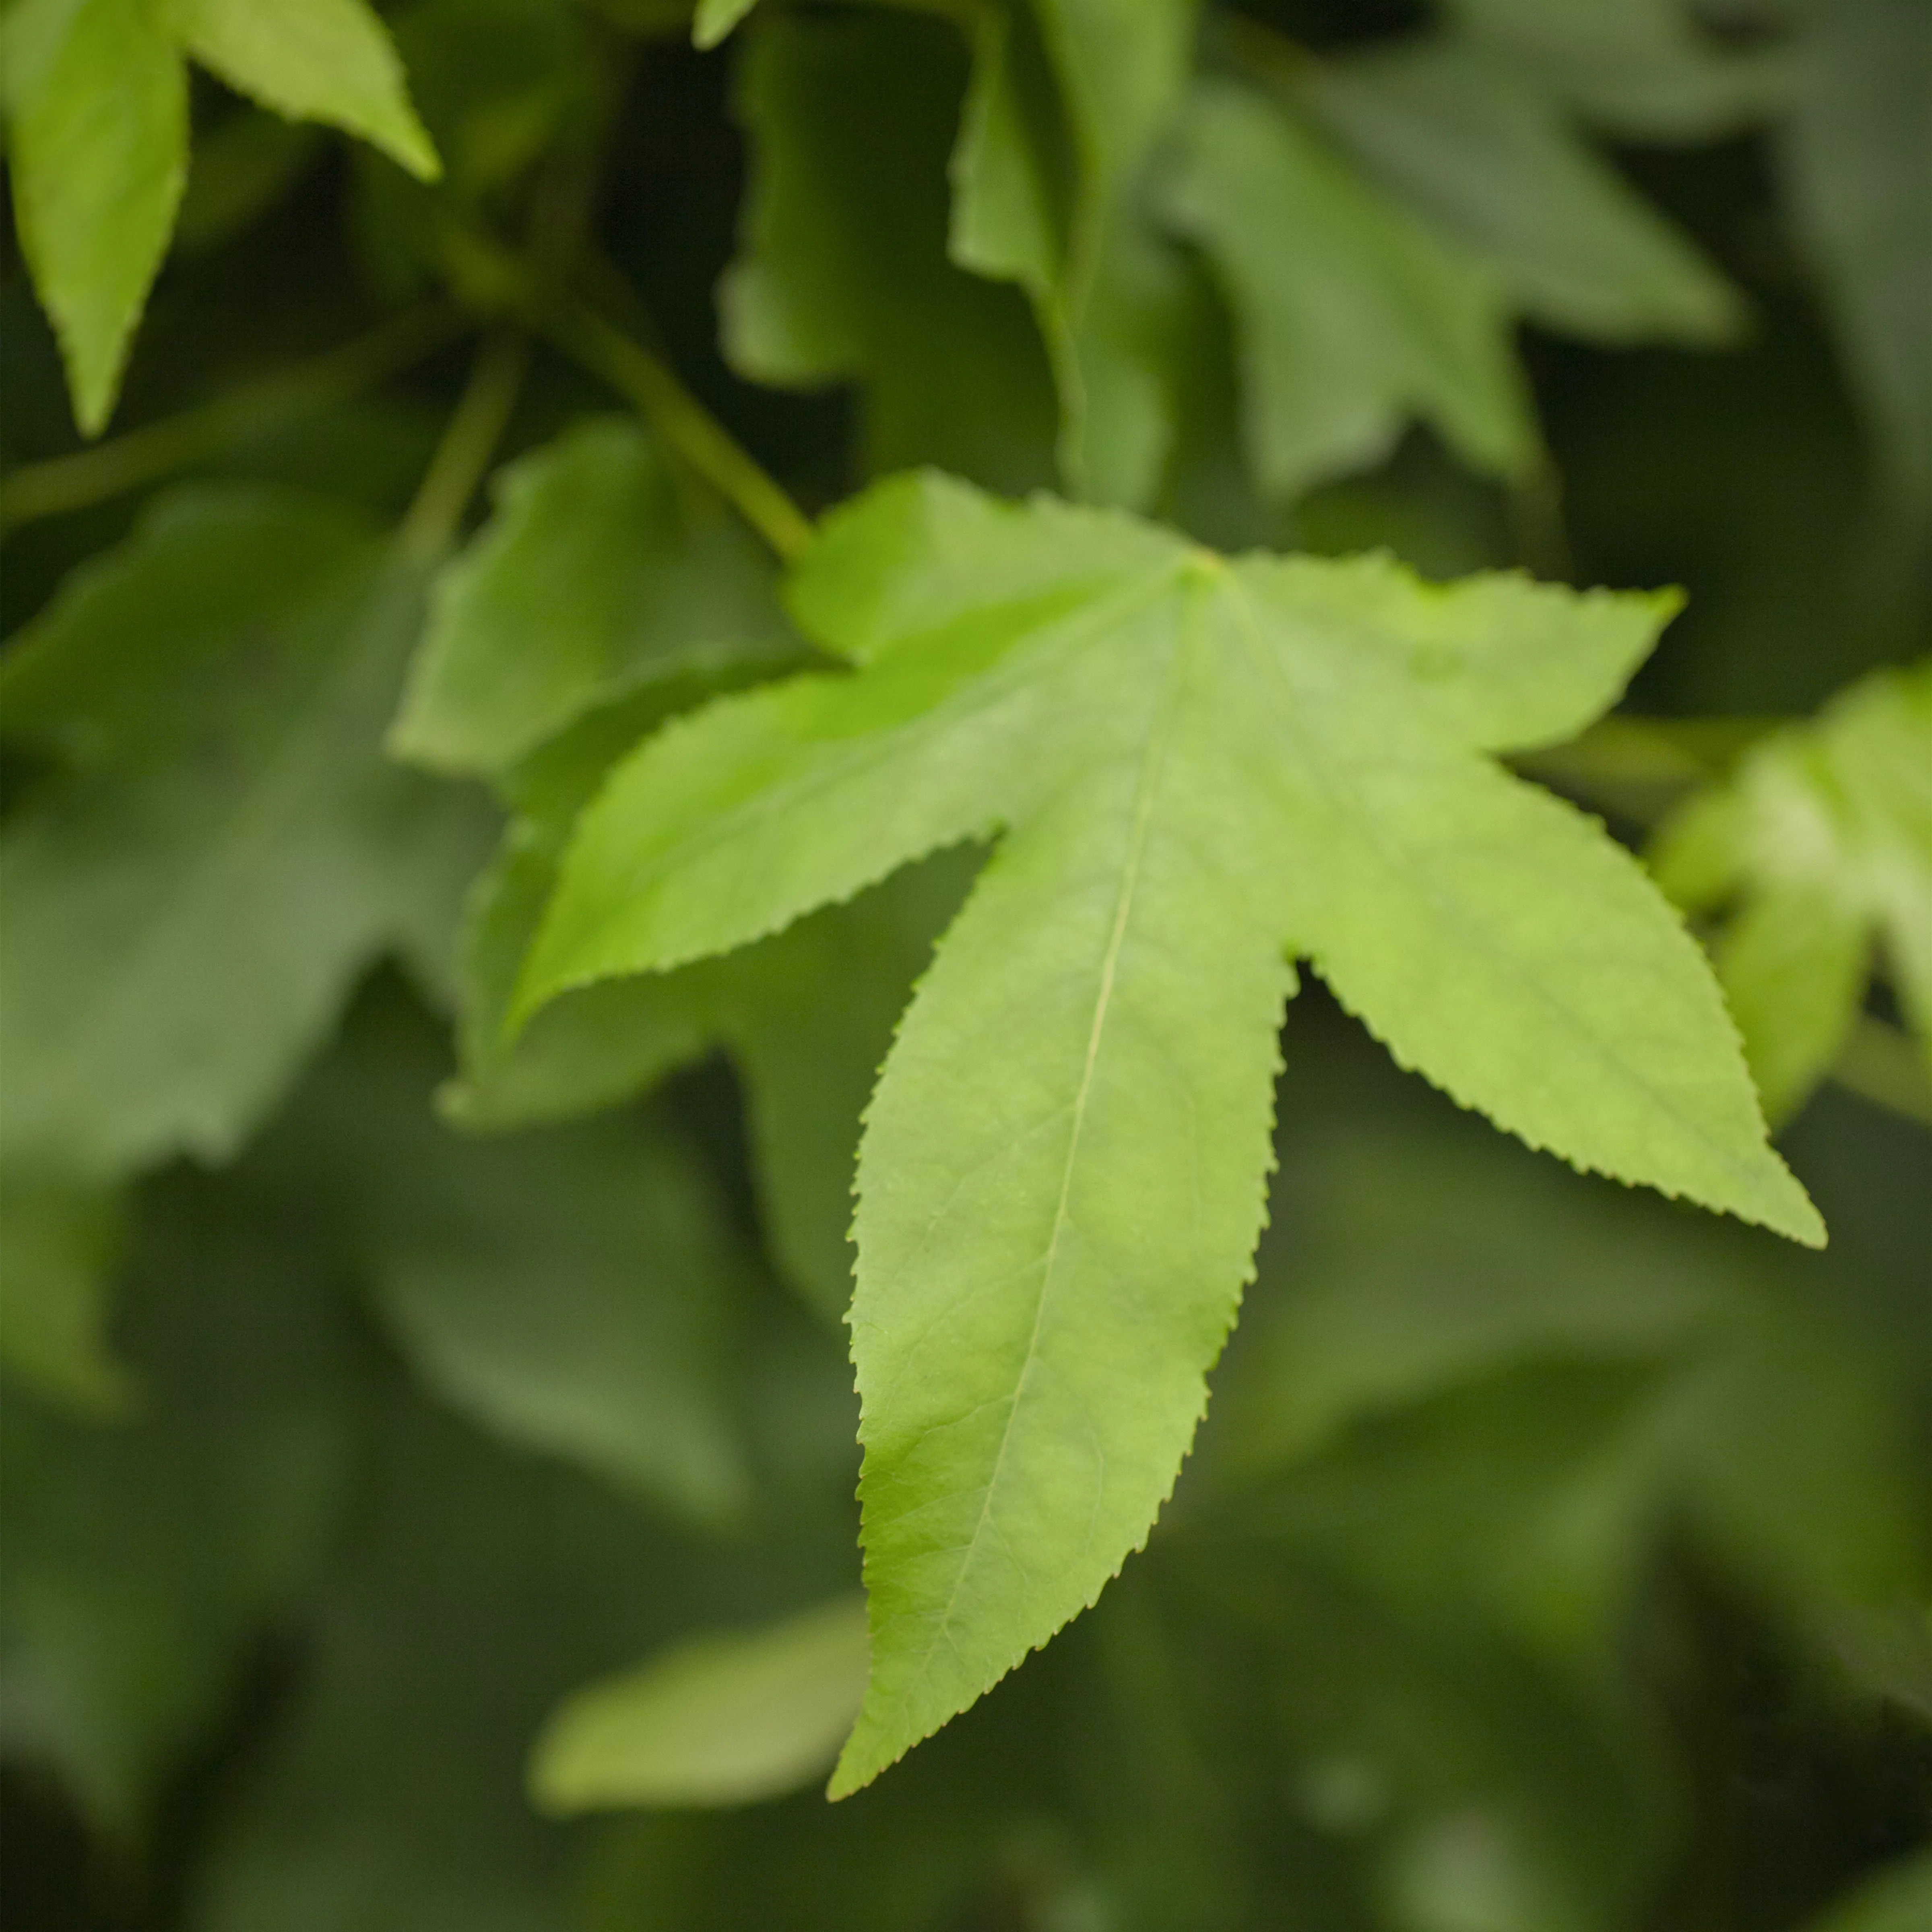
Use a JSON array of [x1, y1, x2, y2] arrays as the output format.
[[440, 228, 815, 564], [399, 330, 528, 560], [0, 305, 464, 533]]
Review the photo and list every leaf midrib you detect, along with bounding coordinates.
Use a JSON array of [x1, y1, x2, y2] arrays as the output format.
[[869, 568, 1200, 1733]]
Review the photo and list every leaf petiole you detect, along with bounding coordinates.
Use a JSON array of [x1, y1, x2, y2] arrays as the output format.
[[0, 303, 464, 533]]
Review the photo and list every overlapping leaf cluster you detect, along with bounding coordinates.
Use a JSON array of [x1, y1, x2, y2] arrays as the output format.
[[2, 0, 1929, 1927]]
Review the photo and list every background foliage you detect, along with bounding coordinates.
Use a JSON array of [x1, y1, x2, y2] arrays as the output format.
[[2, 0, 1929, 1927]]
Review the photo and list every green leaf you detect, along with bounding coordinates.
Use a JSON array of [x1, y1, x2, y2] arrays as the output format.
[[164, 0, 441, 181], [258, 993, 753, 1525], [532, 1594, 869, 1811], [720, 10, 1060, 493], [512, 471, 1818, 1791], [1650, 661, 1932, 1121], [1440, 0, 1790, 140], [1, 0, 190, 434], [0, 486, 496, 1183], [0, 1173, 134, 1421], [393, 417, 794, 777], [1156, 80, 1536, 501], [692, 0, 759, 52], [1783, 0, 1932, 512], [0, 1169, 360, 1837], [1294, 39, 1746, 347], [946, 0, 1199, 504]]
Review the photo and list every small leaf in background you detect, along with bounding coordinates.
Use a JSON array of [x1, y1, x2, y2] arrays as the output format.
[[1782, 0, 1932, 518], [1651, 660, 1932, 1122], [1293, 39, 1746, 348], [0, 1174, 134, 1421], [532, 1594, 870, 1812], [513, 472, 1815, 1792], [1157, 80, 1535, 501], [1439, 0, 1790, 140], [393, 416, 794, 776], [0, 487, 497, 1184], [1, 0, 190, 434], [164, 0, 440, 182], [251, 992, 754, 1527], [721, 10, 1061, 492]]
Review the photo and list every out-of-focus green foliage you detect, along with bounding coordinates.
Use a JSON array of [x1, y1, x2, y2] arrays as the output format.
[[1, 0, 1927, 1927]]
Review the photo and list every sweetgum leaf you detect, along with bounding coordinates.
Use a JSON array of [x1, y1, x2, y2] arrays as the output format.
[[164, 0, 440, 181], [1156, 80, 1536, 501], [1, 0, 189, 434], [1294, 39, 1746, 348], [1651, 661, 1932, 1121], [720, 10, 1060, 492], [0, 487, 495, 1183], [514, 471, 1821, 1791]]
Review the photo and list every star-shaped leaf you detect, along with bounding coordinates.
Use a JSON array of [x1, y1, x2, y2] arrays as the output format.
[[1651, 660, 1932, 1123], [512, 472, 1821, 1794]]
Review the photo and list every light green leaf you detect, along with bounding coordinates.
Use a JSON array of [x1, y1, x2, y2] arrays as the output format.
[[1156, 80, 1536, 501], [1, 0, 190, 434], [394, 417, 794, 776], [165, 0, 440, 180], [1440, 0, 1790, 139], [720, 10, 1060, 492], [1782, 0, 1932, 511], [0, 1173, 134, 1421], [532, 1595, 870, 1811], [1294, 39, 1746, 347], [0, 486, 496, 1183], [513, 471, 1818, 1792], [1651, 661, 1932, 1121], [692, 0, 759, 52]]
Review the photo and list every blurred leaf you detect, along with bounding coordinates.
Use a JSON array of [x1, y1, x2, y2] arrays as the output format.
[[256, 994, 755, 1525], [514, 470, 1813, 1794], [1, 0, 190, 433], [1651, 661, 1932, 1121], [1157, 79, 1535, 500], [532, 1594, 868, 1811], [165, 0, 440, 181], [948, 0, 1198, 504], [0, 1171, 360, 1839], [1440, 0, 1790, 139], [1295, 38, 1746, 347], [0, 1174, 134, 1420], [0, 486, 496, 1183], [393, 417, 794, 776], [692, 0, 757, 52], [720, 9, 1060, 492], [1782, 0, 1932, 514]]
